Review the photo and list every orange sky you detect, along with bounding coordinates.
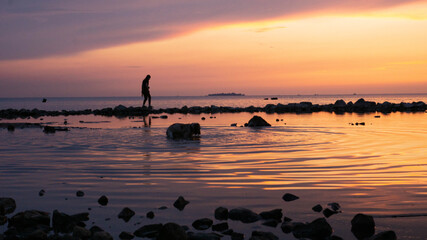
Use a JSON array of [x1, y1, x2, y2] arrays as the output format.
[[0, 1, 426, 97]]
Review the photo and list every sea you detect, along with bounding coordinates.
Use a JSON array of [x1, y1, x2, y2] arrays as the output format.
[[0, 94, 426, 239]]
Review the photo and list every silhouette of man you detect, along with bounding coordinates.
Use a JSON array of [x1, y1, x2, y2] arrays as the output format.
[[141, 74, 151, 108]]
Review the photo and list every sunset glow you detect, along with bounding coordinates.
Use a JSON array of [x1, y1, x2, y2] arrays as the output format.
[[1, 1, 426, 97]]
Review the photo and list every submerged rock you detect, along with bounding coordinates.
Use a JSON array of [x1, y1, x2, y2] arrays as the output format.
[[247, 116, 271, 127], [167, 123, 201, 139], [76, 190, 84, 197], [351, 213, 375, 239]]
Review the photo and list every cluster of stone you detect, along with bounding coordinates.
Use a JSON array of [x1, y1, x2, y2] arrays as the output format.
[[1, 99, 425, 119], [0, 193, 398, 240]]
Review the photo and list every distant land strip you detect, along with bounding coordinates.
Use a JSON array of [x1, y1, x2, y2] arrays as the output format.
[[0, 99, 426, 119]]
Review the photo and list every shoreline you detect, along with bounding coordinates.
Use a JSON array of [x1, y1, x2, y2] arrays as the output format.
[[0, 99, 426, 119]]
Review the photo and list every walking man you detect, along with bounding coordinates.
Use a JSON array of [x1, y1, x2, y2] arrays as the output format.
[[141, 74, 151, 108]]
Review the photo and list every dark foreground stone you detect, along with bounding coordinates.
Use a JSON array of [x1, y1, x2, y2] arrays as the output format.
[[0, 198, 16, 215], [157, 223, 187, 240], [247, 116, 271, 127], [229, 208, 260, 223], [351, 213, 375, 239], [173, 196, 190, 211], [292, 218, 333, 239]]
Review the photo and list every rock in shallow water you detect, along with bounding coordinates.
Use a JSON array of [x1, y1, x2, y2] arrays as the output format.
[[173, 196, 190, 211], [214, 207, 228, 220], [9, 210, 50, 231], [119, 231, 135, 240], [250, 231, 279, 240], [134, 223, 163, 238], [167, 123, 201, 139], [282, 193, 299, 202], [118, 207, 135, 222], [228, 208, 260, 223], [97, 195, 108, 206], [312, 204, 323, 212], [259, 209, 282, 221], [247, 116, 271, 127], [351, 213, 375, 239], [292, 218, 332, 239]]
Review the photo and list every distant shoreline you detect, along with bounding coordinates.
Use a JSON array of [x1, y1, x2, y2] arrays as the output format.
[[0, 99, 426, 119]]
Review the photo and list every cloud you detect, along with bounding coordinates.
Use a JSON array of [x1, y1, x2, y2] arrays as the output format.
[[0, 0, 420, 60]]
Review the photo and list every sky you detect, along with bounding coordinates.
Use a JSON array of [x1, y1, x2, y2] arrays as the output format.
[[0, 0, 426, 97]]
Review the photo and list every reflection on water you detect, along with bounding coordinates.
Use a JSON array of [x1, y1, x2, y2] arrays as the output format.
[[0, 112, 426, 239]]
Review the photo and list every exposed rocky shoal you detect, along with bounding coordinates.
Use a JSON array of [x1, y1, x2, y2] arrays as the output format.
[[0, 98, 426, 119], [0, 194, 398, 240]]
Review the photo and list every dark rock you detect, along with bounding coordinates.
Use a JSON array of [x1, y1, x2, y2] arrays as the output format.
[[27, 229, 48, 240], [173, 196, 189, 211], [229, 208, 260, 223], [159, 206, 168, 210], [259, 209, 282, 221], [157, 223, 187, 240], [134, 223, 163, 238], [76, 190, 84, 197], [283, 216, 292, 222], [73, 226, 91, 239], [214, 207, 228, 220], [43, 126, 56, 133], [369, 231, 397, 240], [271, 97, 278, 100], [42, 98, 47, 103], [282, 193, 299, 202], [89, 225, 104, 234], [0, 197, 16, 215], [92, 231, 113, 240], [119, 231, 135, 240], [71, 212, 89, 222], [292, 218, 332, 239], [192, 218, 213, 230], [327, 202, 341, 211], [231, 232, 245, 240], [187, 232, 221, 240], [262, 219, 279, 228], [146, 211, 154, 219], [280, 222, 294, 233], [312, 204, 323, 212], [351, 213, 375, 239], [8, 210, 50, 231], [212, 222, 229, 232], [97, 195, 108, 206], [160, 115, 168, 119], [0, 215, 7, 225], [230, 123, 237, 127], [118, 207, 135, 222], [167, 123, 201, 139], [201, 117, 206, 120], [328, 236, 344, 240], [323, 208, 338, 218], [39, 189, 46, 197], [52, 210, 82, 233], [334, 99, 346, 107], [247, 116, 271, 127], [250, 231, 279, 240], [7, 125, 14, 131]]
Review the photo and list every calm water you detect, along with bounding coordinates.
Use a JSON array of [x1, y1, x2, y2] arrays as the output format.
[[0, 96, 427, 239], [1, 93, 427, 111]]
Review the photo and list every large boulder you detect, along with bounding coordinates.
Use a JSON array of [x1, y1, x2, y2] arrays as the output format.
[[292, 218, 332, 239], [167, 123, 201, 139], [351, 213, 375, 239], [157, 223, 187, 240], [8, 210, 50, 231], [247, 116, 271, 127]]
